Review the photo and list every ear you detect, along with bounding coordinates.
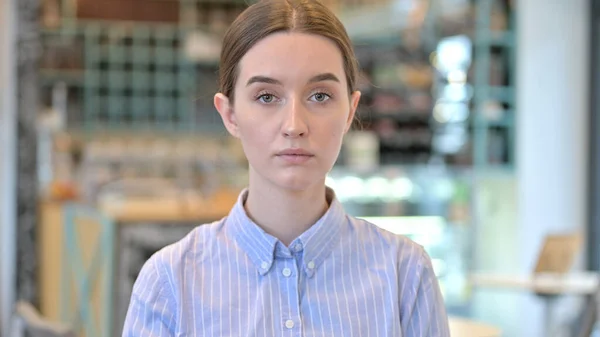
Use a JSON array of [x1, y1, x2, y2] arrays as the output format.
[[345, 90, 361, 133], [214, 93, 240, 138]]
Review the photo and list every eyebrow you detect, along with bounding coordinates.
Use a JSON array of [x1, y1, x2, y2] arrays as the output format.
[[245, 73, 340, 86], [308, 73, 340, 84], [246, 76, 282, 86]]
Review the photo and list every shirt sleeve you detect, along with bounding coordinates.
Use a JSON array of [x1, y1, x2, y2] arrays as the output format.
[[400, 246, 451, 337], [122, 255, 178, 337]]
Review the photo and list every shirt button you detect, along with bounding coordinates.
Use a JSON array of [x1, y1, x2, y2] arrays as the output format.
[[307, 261, 316, 269], [282, 268, 292, 277], [260, 261, 269, 270], [285, 320, 294, 329], [294, 243, 303, 252]]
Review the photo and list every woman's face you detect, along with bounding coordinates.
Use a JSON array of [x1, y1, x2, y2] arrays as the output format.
[[215, 32, 360, 192]]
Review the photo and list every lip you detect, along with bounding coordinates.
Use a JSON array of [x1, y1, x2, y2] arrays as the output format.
[[275, 148, 314, 164], [276, 148, 314, 156]]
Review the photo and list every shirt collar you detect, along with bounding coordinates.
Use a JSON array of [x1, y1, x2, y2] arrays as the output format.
[[226, 187, 346, 277]]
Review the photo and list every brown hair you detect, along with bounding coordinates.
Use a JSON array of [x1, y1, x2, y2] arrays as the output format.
[[218, 0, 359, 102]]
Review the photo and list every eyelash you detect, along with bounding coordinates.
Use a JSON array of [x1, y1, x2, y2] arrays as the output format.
[[309, 90, 333, 103], [253, 90, 333, 104], [254, 90, 279, 103]]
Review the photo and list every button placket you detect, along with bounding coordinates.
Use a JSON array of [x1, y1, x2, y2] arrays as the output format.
[[278, 259, 301, 333]]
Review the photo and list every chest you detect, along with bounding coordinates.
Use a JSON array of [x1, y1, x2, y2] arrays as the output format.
[[174, 250, 402, 337]]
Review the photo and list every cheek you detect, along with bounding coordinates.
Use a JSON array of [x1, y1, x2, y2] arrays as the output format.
[[328, 129, 342, 143], [329, 114, 350, 137], [233, 102, 261, 138], [323, 124, 346, 152], [239, 124, 267, 148], [236, 116, 273, 156]]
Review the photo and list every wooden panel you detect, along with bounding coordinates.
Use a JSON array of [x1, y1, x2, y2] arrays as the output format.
[[99, 188, 239, 223], [39, 201, 64, 323], [38, 201, 111, 337]]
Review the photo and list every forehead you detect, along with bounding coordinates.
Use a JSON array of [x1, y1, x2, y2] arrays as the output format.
[[237, 32, 346, 85]]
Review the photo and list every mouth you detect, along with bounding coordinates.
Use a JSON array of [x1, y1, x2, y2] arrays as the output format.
[[276, 148, 314, 157], [275, 148, 315, 164]]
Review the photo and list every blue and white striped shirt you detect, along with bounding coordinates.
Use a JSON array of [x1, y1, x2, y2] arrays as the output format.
[[123, 188, 450, 336]]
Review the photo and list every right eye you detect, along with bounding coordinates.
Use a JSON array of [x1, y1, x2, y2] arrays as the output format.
[[258, 94, 275, 103]]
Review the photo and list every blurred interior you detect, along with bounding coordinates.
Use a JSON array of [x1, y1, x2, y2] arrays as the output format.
[[1, 0, 599, 336]]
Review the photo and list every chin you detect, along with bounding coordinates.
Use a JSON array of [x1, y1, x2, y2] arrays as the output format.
[[272, 171, 325, 192]]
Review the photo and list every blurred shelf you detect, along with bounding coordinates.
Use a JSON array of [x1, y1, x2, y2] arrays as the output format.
[[339, 3, 412, 45], [475, 31, 515, 47], [379, 138, 430, 149], [474, 85, 515, 105], [472, 110, 514, 128], [471, 0, 516, 169], [363, 110, 432, 122], [37, 0, 517, 169], [43, 20, 186, 34], [40, 69, 85, 86], [351, 34, 405, 48]]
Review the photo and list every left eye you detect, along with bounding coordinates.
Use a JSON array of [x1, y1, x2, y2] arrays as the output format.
[[310, 92, 330, 102]]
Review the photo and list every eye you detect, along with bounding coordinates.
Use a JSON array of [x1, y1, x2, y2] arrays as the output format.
[[254, 91, 281, 104], [258, 94, 275, 103], [310, 92, 331, 103]]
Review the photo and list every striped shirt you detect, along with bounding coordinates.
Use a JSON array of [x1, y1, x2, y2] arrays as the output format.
[[122, 187, 450, 336]]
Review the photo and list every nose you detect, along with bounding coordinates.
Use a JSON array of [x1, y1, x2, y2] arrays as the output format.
[[282, 99, 308, 138]]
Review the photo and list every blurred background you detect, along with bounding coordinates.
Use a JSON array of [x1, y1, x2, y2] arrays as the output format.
[[0, 0, 598, 336]]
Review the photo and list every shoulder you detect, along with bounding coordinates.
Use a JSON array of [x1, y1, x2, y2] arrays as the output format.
[[349, 216, 426, 254], [135, 218, 227, 292], [156, 218, 224, 260], [349, 216, 433, 276]]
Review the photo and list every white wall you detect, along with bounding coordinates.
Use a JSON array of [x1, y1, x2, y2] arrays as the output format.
[[0, 0, 18, 335], [516, 0, 590, 335]]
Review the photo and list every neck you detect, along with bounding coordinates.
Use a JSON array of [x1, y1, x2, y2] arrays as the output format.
[[244, 175, 329, 247]]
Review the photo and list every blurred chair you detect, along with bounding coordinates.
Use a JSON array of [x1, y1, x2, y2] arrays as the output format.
[[575, 286, 600, 337], [61, 203, 115, 337], [15, 301, 75, 337]]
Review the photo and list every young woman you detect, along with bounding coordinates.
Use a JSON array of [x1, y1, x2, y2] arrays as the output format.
[[123, 0, 450, 336]]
